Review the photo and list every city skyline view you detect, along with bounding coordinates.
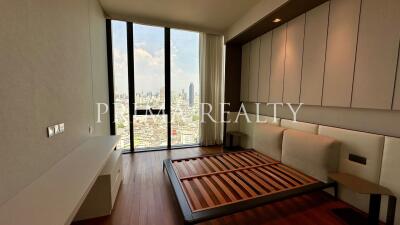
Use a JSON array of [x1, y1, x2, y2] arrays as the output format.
[[111, 20, 200, 150]]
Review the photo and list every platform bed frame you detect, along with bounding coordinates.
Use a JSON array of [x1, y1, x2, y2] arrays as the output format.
[[163, 150, 337, 224]]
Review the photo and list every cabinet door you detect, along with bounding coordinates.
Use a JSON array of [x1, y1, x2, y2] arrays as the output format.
[[258, 32, 272, 103], [269, 24, 287, 103], [351, 0, 400, 109], [283, 14, 305, 104], [323, 0, 361, 107], [240, 43, 250, 102], [248, 38, 261, 102], [300, 2, 330, 106]]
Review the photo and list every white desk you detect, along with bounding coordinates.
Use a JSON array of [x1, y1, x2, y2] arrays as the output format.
[[0, 136, 120, 225]]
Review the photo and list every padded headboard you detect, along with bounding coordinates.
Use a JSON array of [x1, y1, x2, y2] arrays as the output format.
[[379, 137, 400, 224], [253, 123, 286, 161], [260, 115, 281, 126], [238, 115, 397, 221], [239, 114, 281, 149], [226, 112, 240, 132], [239, 114, 256, 149], [282, 129, 340, 182], [280, 119, 318, 134], [318, 125, 385, 211]]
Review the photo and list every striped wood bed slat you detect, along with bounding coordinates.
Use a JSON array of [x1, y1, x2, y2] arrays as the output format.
[[171, 150, 318, 212]]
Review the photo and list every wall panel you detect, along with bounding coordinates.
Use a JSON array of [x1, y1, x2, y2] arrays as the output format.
[[283, 14, 305, 104], [322, 0, 361, 107], [300, 2, 330, 105], [258, 32, 272, 103], [240, 43, 250, 101], [351, 0, 400, 110], [269, 24, 287, 103], [248, 38, 261, 102]]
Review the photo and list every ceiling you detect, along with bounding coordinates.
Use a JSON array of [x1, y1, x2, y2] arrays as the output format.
[[99, 0, 261, 34]]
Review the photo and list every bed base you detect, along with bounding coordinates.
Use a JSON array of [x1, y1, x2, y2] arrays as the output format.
[[163, 151, 337, 225]]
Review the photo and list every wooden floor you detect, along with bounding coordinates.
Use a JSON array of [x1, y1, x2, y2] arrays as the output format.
[[73, 147, 368, 225]]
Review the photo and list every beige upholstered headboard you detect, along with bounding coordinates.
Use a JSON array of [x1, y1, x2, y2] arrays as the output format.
[[380, 137, 400, 224], [235, 113, 397, 222], [318, 126, 385, 212], [282, 129, 340, 183], [253, 123, 286, 161], [280, 119, 318, 134], [239, 114, 280, 149]]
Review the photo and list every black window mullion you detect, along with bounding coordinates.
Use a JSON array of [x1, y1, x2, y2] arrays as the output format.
[[165, 28, 171, 149], [106, 19, 116, 136], [127, 22, 135, 153]]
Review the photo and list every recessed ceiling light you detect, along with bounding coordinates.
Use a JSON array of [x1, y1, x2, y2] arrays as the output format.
[[272, 18, 282, 23]]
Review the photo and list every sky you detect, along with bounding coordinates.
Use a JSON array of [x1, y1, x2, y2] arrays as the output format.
[[111, 21, 199, 96]]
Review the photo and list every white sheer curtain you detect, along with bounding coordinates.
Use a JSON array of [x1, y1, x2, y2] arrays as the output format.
[[199, 33, 225, 146]]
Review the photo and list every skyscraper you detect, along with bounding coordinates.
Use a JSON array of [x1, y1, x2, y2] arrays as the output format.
[[189, 82, 194, 107]]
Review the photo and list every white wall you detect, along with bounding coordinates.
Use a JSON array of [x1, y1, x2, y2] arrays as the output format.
[[89, 0, 110, 135], [0, 0, 109, 205]]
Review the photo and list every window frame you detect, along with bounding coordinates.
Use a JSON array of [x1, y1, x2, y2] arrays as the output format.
[[106, 19, 199, 153]]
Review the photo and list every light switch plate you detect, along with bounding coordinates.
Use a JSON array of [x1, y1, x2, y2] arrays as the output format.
[[47, 126, 55, 138], [59, 123, 65, 133]]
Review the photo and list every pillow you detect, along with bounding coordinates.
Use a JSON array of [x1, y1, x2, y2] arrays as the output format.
[[253, 123, 286, 161], [282, 129, 340, 182]]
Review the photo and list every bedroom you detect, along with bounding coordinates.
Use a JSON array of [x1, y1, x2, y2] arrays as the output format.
[[0, 0, 399, 225]]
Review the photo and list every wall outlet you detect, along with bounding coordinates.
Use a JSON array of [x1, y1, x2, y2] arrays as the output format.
[[89, 126, 94, 134], [54, 124, 60, 134], [47, 123, 65, 138], [47, 126, 55, 138], [59, 123, 65, 133]]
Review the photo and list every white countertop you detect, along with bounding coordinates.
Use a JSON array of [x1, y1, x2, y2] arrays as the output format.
[[0, 135, 120, 225]]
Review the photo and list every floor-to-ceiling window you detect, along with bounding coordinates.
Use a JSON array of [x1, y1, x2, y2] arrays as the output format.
[[133, 24, 168, 150], [108, 20, 200, 152], [170, 29, 200, 145], [111, 20, 130, 150]]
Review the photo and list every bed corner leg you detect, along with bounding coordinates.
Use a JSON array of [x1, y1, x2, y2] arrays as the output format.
[[333, 183, 338, 199], [386, 195, 396, 225]]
